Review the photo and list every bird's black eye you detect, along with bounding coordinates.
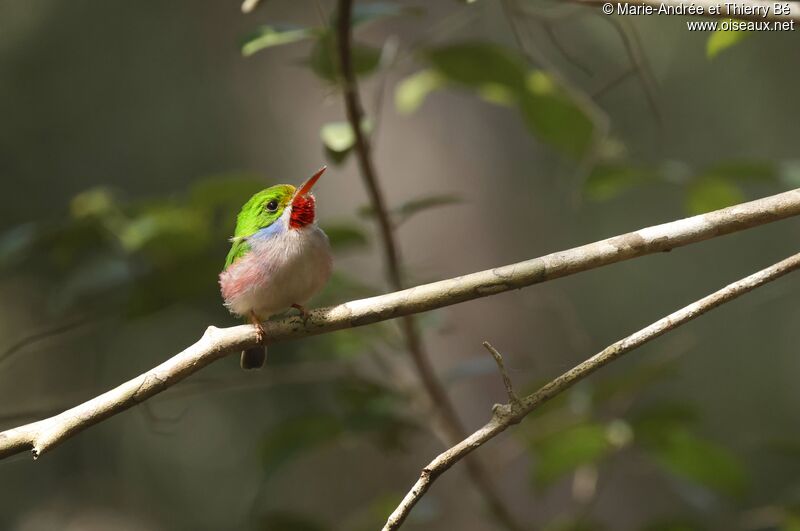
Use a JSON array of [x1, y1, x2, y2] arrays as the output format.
[[266, 199, 279, 212]]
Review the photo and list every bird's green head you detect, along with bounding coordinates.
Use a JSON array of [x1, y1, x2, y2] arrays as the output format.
[[232, 166, 326, 238], [232, 184, 295, 238], [224, 166, 326, 269]]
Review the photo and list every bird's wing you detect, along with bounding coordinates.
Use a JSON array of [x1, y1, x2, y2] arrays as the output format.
[[224, 237, 251, 270]]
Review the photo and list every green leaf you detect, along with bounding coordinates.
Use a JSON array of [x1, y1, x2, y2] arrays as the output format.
[[241, 25, 314, 57], [640, 427, 746, 497], [424, 43, 593, 156], [320, 122, 356, 156], [707, 21, 752, 59], [308, 33, 380, 82], [685, 177, 744, 214], [425, 42, 528, 95], [70, 187, 119, 220], [319, 119, 372, 165], [120, 203, 210, 259], [395, 69, 446, 114], [395, 194, 461, 225], [531, 423, 613, 488], [519, 72, 593, 157], [699, 160, 777, 182], [69, 187, 130, 247], [261, 414, 343, 476], [520, 95, 593, 156], [584, 164, 658, 201], [358, 194, 461, 225]]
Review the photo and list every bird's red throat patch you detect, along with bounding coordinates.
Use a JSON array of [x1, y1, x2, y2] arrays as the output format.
[[290, 194, 316, 228]]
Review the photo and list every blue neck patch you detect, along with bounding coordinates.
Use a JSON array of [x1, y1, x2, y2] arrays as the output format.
[[249, 218, 286, 243]]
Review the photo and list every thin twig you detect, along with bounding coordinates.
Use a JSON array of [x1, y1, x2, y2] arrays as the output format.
[[591, 66, 636, 99], [335, 1, 526, 529], [336, 0, 403, 289], [0, 188, 798, 460], [543, 21, 594, 78], [383, 250, 800, 530], [482, 342, 520, 405], [603, 15, 663, 129]]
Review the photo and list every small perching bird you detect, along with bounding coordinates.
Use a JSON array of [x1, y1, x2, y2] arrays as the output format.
[[219, 166, 333, 369]]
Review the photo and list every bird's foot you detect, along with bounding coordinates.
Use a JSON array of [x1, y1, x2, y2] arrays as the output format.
[[248, 311, 267, 344], [291, 303, 310, 324]]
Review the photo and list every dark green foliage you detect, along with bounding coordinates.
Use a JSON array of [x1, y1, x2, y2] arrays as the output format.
[[426, 42, 529, 94], [0, 174, 379, 319], [520, 355, 748, 516], [408, 42, 594, 157]]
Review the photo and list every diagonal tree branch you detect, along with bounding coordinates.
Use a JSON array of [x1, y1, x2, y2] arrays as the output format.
[[383, 250, 800, 531], [0, 189, 798, 461]]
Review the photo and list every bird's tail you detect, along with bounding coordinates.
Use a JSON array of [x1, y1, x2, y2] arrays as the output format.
[[240, 346, 267, 370]]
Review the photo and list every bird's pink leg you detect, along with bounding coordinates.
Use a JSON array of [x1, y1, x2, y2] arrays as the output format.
[[249, 311, 266, 344], [291, 303, 310, 323]]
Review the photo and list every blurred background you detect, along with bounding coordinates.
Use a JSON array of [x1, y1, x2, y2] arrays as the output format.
[[1, 1, 799, 530]]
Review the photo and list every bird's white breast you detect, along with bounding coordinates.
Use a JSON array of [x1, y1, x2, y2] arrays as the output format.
[[221, 212, 332, 319]]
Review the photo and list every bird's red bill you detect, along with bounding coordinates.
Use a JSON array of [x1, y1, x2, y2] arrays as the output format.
[[295, 166, 326, 198]]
